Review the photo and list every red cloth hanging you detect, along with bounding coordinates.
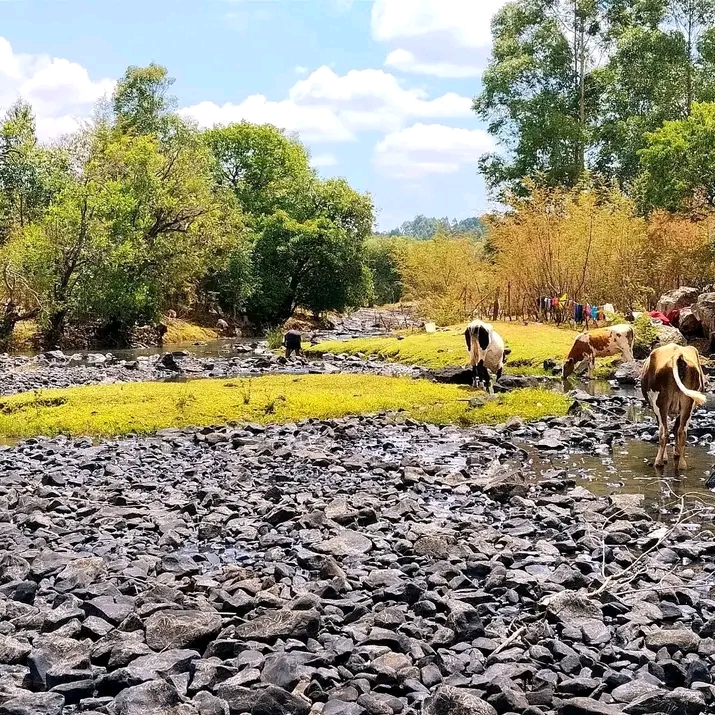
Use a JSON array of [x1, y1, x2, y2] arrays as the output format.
[[648, 311, 671, 326]]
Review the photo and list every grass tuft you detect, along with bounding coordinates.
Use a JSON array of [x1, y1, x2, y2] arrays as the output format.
[[0, 374, 570, 439]]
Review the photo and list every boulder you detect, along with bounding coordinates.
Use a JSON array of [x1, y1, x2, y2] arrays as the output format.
[[654, 325, 687, 348], [692, 293, 715, 338], [423, 685, 497, 715], [679, 307, 702, 335], [657, 287, 700, 314], [644, 628, 701, 653], [558, 698, 626, 715], [28, 636, 91, 689], [233, 608, 320, 642], [112, 681, 186, 715], [614, 361, 642, 386], [623, 687, 706, 714], [0, 690, 65, 715], [144, 610, 222, 651]]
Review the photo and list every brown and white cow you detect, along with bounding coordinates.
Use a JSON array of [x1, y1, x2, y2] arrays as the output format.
[[562, 324, 634, 380], [641, 343, 707, 470]]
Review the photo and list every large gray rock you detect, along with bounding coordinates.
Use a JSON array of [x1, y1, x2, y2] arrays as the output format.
[[558, 698, 626, 715], [0, 690, 65, 715], [657, 286, 699, 313], [614, 361, 642, 385], [644, 628, 701, 652], [251, 686, 310, 715], [679, 306, 702, 335], [124, 649, 200, 682], [693, 292, 715, 337], [112, 681, 189, 715], [423, 685, 497, 715], [541, 590, 603, 627], [316, 529, 373, 557], [654, 325, 687, 348], [0, 635, 31, 665], [612, 680, 664, 703], [28, 636, 91, 689], [233, 608, 320, 641], [623, 687, 706, 714], [144, 610, 222, 651]]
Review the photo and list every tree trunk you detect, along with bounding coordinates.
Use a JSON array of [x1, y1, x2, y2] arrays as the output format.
[[44, 309, 68, 349]]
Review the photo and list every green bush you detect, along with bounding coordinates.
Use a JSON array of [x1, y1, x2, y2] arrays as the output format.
[[266, 326, 284, 350], [632, 313, 659, 359]]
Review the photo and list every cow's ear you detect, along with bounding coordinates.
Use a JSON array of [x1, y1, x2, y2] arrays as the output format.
[[464, 328, 471, 351], [478, 326, 490, 350]]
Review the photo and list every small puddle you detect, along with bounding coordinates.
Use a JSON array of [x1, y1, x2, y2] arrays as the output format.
[[530, 440, 715, 506]]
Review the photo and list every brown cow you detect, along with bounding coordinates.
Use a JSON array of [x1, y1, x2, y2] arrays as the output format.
[[641, 343, 707, 470], [562, 324, 634, 380]]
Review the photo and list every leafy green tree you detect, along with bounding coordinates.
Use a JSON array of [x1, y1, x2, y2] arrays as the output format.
[[474, 0, 601, 198], [639, 101, 715, 213], [203, 122, 313, 218], [113, 63, 177, 136], [475, 0, 715, 195], [365, 238, 404, 305], [385, 215, 484, 239], [0, 100, 69, 242], [594, 26, 688, 184], [204, 123, 374, 324], [248, 210, 369, 324]]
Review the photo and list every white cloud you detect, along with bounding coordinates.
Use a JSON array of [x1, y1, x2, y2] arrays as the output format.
[[310, 152, 338, 168], [289, 65, 471, 133], [374, 123, 494, 178], [179, 96, 356, 143], [181, 65, 472, 143], [385, 49, 482, 78], [294, 65, 309, 76], [0, 36, 114, 142], [372, 0, 507, 79], [371, 0, 508, 48]]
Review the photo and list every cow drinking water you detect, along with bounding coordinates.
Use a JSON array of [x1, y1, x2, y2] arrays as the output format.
[[641, 343, 707, 470], [562, 324, 634, 380], [464, 320, 505, 393]]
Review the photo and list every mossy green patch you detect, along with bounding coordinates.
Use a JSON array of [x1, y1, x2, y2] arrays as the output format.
[[0, 375, 569, 439], [309, 321, 580, 375], [164, 320, 218, 345]]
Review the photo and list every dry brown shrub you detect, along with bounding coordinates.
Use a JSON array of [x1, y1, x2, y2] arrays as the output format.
[[398, 234, 493, 324]]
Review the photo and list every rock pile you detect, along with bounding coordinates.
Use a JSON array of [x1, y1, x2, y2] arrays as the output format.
[[1, 413, 714, 714]]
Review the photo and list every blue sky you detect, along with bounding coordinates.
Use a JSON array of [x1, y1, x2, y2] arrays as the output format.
[[0, 0, 507, 230]]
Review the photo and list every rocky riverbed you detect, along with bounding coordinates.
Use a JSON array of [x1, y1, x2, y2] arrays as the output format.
[[0, 345, 562, 398], [0, 348, 424, 397], [2, 407, 715, 715]]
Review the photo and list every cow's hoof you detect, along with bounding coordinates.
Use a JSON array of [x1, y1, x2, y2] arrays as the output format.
[[675, 458, 687, 471]]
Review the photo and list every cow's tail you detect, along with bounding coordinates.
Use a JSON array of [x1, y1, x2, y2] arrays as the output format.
[[672, 354, 707, 406]]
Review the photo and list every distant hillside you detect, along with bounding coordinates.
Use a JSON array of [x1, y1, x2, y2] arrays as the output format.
[[377, 215, 485, 240]]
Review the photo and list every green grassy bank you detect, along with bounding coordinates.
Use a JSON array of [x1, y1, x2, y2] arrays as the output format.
[[309, 321, 580, 374], [0, 374, 569, 439]]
